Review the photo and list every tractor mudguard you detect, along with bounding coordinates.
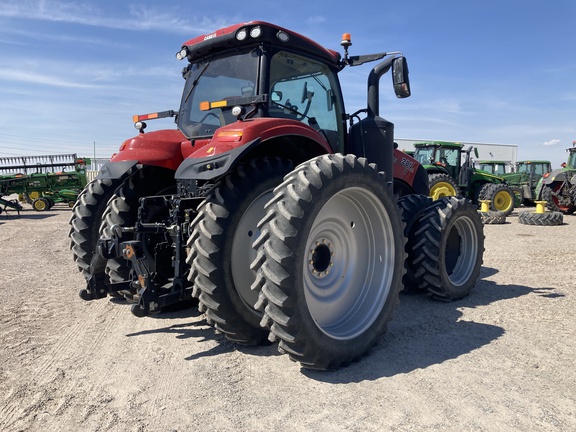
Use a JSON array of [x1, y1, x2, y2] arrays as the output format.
[[110, 129, 188, 171], [393, 149, 429, 195], [541, 168, 576, 185], [176, 138, 261, 181], [96, 160, 139, 180]]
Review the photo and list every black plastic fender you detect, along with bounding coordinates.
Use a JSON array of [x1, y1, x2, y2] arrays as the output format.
[[96, 160, 139, 180], [175, 138, 261, 182]]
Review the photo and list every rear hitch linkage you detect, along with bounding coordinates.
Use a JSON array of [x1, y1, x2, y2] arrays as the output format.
[[79, 196, 197, 318]]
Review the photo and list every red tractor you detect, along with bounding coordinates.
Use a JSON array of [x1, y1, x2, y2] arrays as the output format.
[[70, 21, 484, 370]]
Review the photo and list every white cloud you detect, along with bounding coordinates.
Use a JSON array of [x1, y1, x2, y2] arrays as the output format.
[[543, 139, 560, 146], [307, 16, 326, 25], [0, 0, 229, 35], [0, 68, 99, 88]]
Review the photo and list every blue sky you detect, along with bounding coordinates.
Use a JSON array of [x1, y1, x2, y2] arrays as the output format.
[[0, 0, 574, 168]]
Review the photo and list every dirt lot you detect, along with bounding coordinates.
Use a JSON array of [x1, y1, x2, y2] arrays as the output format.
[[1, 199, 575, 432]]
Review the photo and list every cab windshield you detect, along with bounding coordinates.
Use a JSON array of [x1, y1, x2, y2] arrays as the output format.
[[414, 147, 435, 164], [178, 49, 258, 138], [567, 151, 576, 169]]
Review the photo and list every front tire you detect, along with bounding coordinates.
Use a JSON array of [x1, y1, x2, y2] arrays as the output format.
[[486, 184, 515, 215], [428, 173, 461, 200], [187, 158, 293, 345], [253, 154, 406, 370]]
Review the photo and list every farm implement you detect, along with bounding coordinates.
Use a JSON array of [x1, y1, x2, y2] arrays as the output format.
[[0, 154, 89, 211]]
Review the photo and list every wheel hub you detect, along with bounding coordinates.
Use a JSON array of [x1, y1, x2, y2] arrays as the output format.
[[308, 239, 333, 278]]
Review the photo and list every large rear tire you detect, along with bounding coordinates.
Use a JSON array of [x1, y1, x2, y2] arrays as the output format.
[[187, 158, 293, 345], [69, 176, 131, 278], [253, 154, 406, 370], [479, 210, 506, 225], [518, 211, 563, 226], [411, 196, 484, 301], [541, 182, 576, 215], [428, 173, 461, 200], [397, 194, 433, 292]]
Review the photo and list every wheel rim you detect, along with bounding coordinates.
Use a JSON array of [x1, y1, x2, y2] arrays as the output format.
[[302, 187, 396, 340], [493, 190, 512, 212], [430, 182, 456, 200], [34, 200, 46, 211], [444, 215, 479, 286], [231, 190, 273, 312]]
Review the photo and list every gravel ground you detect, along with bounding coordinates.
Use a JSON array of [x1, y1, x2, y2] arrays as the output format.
[[1, 199, 575, 432]]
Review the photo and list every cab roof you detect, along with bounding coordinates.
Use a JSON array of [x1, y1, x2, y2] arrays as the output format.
[[180, 21, 341, 67], [413, 141, 463, 149]]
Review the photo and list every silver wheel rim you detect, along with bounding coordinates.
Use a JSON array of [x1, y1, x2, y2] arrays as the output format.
[[444, 215, 479, 285], [303, 187, 396, 340], [231, 191, 273, 313]]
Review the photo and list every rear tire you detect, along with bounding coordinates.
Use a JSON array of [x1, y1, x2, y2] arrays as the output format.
[[411, 196, 484, 301], [479, 210, 506, 225], [187, 158, 293, 345], [541, 182, 576, 215], [253, 154, 406, 370], [428, 173, 461, 200], [518, 211, 563, 226], [69, 175, 135, 278], [397, 194, 433, 292]]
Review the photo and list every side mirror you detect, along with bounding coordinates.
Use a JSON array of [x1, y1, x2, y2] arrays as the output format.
[[474, 147, 479, 158], [392, 56, 411, 98], [271, 91, 283, 102]]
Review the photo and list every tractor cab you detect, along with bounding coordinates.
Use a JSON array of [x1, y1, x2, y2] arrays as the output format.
[[176, 44, 347, 153], [413, 141, 463, 180], [477, 160, 510, 175], [515, 161, 551, 188]]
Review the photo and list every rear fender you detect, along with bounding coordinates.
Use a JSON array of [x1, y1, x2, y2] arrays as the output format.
[[109, 129, 188, 171], [393, 150, 429, 195], [176, 118, 332, 181], [540, 168, 576, 185], [176, 138, 261, 181]]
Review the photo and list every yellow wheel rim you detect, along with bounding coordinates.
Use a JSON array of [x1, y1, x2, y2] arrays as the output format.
[[34, 200, 47, 211], [430, 182, 457, 200], [493, 191, 512, 212]]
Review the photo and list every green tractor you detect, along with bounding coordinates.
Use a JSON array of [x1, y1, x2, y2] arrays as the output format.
[[535, 142, 576, 214], [476, 160, 511, 176], [413, 141, 515, 215], [499, 160, 551, 207]]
